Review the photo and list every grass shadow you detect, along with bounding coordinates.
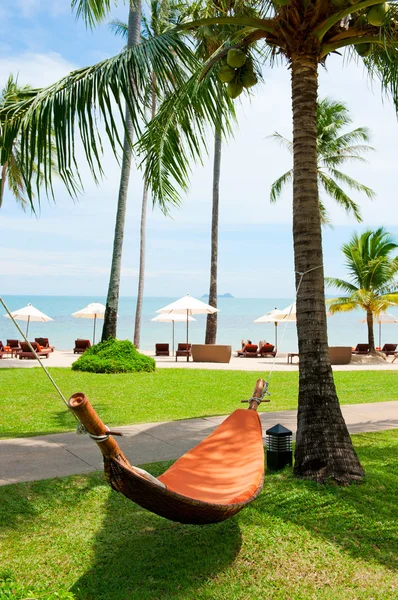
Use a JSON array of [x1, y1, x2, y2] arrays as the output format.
[[72, 463, 242, 600], [250, 432, 398, 571]]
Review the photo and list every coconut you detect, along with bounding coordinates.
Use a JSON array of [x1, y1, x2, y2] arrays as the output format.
[[331, 0, 347, 7], [227, 81, 243, 99], [367, 2, 389, 26], [274, 0, 289, 6], [227, 49, 247, 69], [218, 65, 236, 83], [355, 14, 368, 27], [241, 71, 258, 88], [355, 42, 372, 56]]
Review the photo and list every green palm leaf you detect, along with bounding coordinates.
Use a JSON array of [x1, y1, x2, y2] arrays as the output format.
[[1, 32, 198, 203]]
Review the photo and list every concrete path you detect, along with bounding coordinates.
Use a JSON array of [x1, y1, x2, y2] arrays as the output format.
[[1, 401, 397, 486]]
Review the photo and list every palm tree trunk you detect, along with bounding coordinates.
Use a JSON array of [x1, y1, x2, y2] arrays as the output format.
[[366, 310, 375, 352], [205, 126, 221, 344], [291, 53, 364, 484], [102, 0, 142, 341], [133, 75, 157, 349], [0, 162, 7, 207]]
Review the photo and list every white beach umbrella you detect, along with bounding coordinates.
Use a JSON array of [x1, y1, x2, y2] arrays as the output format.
[[156, 294, 218, 344], [254, 309, 283, 350], [361, 312, 398, 348], [272, 302, 297, 322], [72, 302, 106, 344], [151, 313, 196, 355], [4, 303, 53, 337]]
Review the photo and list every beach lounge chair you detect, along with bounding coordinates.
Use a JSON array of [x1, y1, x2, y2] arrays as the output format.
[[175, 343, 192, 361], [7, 339, 21, 355], [73, 339, 91, 354], [242, 344, 259, 358], [258, 343, 276, 357], [155, 343, 170, 356], [0, 341, 14, 358], [19, 342, 51, 360], [352, 344, 369, 355], [35, 337, 55, 352], [381, 343, 397, 356]]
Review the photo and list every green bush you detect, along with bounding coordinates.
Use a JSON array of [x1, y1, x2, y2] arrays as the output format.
[[71, 338, 155, 374]]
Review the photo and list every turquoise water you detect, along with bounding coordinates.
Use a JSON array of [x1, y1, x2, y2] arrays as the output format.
[[1, 295, 397, 352]]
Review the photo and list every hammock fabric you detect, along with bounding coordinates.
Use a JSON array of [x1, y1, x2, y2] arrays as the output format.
[[68, 380, 267, 525]]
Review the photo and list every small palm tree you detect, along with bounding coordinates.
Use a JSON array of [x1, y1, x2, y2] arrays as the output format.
[[326, 227, 398, 352], [270, 98, 375, 223]]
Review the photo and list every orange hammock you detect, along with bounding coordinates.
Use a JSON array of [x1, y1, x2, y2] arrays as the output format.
[[68, 379, 268, 525]]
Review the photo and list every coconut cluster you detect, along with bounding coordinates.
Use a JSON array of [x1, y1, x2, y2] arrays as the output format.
[[217, 49, 258, 99], [351, 3, 391, 57]]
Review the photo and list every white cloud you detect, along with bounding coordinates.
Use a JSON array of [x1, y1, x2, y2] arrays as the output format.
[[0, 52, 76, 88]]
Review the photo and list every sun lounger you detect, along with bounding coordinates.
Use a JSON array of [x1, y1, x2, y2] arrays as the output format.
[[19, 342, 51, 360], [35, 337, 55, 352], [155, 343, 170, 356], [352, 344, 369, 355], [175, 343, 192, 361], [242, 344, 259, 358], [0, 341, 14, 358], [381, 343, 397, 356], [73, 339, 91, 354], [7, 339, 21, 355], [258, 343, 276, 357]]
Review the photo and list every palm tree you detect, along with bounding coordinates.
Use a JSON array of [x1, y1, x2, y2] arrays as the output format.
[[5, 0, 398, 483], [72, 0, 144, 341], [270, 98, 375, 224], [111, 0, 182, 349], [326, 228, 398, 352]]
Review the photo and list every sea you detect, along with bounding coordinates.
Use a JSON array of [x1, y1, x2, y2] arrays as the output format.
[[1, 295, 397, 352]]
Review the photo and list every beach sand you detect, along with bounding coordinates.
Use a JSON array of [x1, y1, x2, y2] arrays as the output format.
[[0, 349, 397, 371]]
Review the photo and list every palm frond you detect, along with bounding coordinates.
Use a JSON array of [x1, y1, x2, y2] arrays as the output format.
[[268, 132, 293, 155], [327, 298, 360, 313], [327, 168, 376, 200], [318, 171, 363, 222], [325, 277, 358, 293], [138, 65, 236, 212], [71, 0, 117, 28], [109, 19, 129, 40], [269, 169, 293, 203], [1, 31, 197, 203]]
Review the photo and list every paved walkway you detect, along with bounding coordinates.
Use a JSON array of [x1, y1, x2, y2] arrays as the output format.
[[1, 401, 397, 486]]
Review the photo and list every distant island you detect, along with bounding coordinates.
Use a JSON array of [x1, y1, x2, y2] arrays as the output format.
[[201, 293, 234, 298]]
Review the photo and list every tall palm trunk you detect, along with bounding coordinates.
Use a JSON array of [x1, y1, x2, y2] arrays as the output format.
[[205, 127, 221, 344], [291, 54, 364, 483], [133, 74, 157, 349], [102, 0, 142, 341], [0, 162, 7, 206], [366, 310, 375, 352]]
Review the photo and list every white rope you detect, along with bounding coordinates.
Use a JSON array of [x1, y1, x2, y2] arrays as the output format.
[[0, 296, 79, 423]]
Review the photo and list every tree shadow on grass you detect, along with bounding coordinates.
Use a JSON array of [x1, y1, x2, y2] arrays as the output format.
[[249, 435, 398, 571], [72, 470, 242, 600]]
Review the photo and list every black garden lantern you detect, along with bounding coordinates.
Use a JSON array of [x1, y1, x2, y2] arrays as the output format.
[[265, 424, 293, 471]]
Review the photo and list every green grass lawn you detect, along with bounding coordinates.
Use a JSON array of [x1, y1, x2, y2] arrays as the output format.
[[1, 368, 397, 439], [1, 429, 397, 600]]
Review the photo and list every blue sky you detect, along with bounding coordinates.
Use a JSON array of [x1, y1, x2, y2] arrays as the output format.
[[1, 0, 398, 299]]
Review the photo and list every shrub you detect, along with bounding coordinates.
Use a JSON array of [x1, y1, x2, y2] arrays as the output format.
[[71, 338, 155, 374]]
